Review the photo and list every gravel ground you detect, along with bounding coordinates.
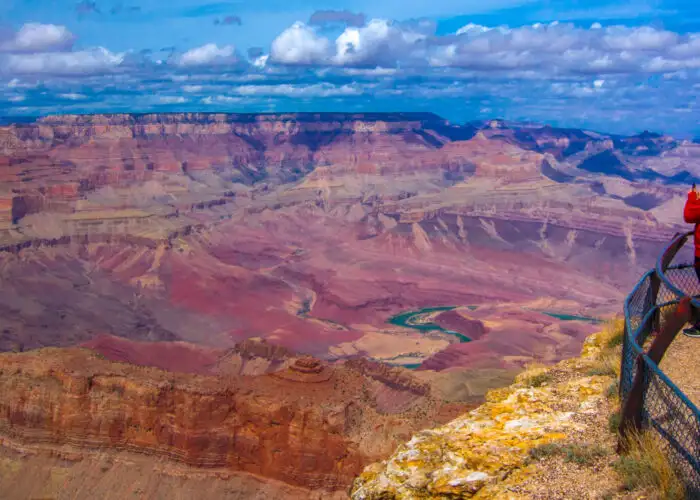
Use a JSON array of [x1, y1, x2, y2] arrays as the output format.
[[501, 368, 626, 500], [660, 329, 700, 409]]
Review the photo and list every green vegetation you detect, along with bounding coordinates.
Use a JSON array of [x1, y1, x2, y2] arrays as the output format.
[[525, 372, 552, 387], [608, 410, 621, 434], [586, 319, 624, 379], [605, 380, 619, 400], [614, 431, 685, 499], [587, 351, 620, 377], [605, 328, 624, 349], [593, 318, 625, 349], [530, 442, 608, 466]]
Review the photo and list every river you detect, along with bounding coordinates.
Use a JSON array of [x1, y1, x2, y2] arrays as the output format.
[[387, 306, 472, 343]]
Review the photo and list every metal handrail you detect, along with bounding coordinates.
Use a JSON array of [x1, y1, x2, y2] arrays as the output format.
[[655, 231, 694, 300], [621, 230, 700, 495]]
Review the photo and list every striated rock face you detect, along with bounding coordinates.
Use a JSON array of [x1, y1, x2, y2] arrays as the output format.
[[0, 345, 471, 494], [0, 113, 683, 496], [0, 349, 357, 490], [0, 112, 687, 375], [0, 444, 346, 500], [350, 329, 617, 499]]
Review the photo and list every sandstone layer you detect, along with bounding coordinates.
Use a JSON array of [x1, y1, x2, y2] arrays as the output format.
[[0, 342, 471, 495], [0, 113, 691, 371], [0, 113, 690, 497]]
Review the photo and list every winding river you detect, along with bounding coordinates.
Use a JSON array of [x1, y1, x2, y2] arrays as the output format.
[[387, 306, 472, 343], [386, 306, 600, 369]]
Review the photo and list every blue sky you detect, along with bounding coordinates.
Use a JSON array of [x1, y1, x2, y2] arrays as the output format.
[[1, 0, 700, 136]]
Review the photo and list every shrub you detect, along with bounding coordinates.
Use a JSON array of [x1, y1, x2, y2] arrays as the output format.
[[608, 410, 621, 434], [605, 380, 619, 400], [517, 363, 552, 387], [605, 329, 624, 349], [614, 430, 685, 499], [530, 443, 608, 466], [587, 350, 621, 378], [526, 372, 552, 387], [529, 443, 561, 461], [596, 318, 625, 350]]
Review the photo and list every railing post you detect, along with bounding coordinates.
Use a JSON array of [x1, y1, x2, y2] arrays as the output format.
[[618, 297, 692, 452], [649, 271, 661, 332], [618, 355, 647, 453], [619, 321, 628, 400]]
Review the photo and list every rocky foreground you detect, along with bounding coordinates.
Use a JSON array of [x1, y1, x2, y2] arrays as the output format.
[[351, 322, 652, 499]]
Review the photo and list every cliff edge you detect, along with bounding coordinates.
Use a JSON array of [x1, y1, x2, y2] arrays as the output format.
[[350, 320, 679, 499]]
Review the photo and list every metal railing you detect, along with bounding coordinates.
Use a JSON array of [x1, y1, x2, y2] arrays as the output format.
[[622, 231, 700, 496]]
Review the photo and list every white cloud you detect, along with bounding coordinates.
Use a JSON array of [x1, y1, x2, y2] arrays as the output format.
[[602, 26, 678, 51], [202, 95, 243, 104], [231, 83, 364, 98], [7, 95, 26, 102], [270, 22, 331, 64], [270, 18, 432, 67], [264, 19, 700, 77], [253, 54, 269, 69], [1, 23, 75, 53], [333, 19, 429, 66], [59, 93, 88, 100], [669, 36, 700, 58], [158, 96, 187, 104], [2, 47, 124, 75], [456, 23, 497, 35], [341, 67, 397, 76], [182, 85, 203, 92], [177, 44, 237, 67], [6, 78, 36, 89]]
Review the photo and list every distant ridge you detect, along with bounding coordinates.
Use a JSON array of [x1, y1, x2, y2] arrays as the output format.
[[0, 113, 676, 140], [28, 111, 447, 124]]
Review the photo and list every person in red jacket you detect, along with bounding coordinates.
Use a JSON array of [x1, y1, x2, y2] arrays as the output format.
[[683, 183, 700, 337]]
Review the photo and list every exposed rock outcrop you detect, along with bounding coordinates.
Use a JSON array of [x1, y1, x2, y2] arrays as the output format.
[[351, 328, 620, 499], [0, 345, 470, 494]]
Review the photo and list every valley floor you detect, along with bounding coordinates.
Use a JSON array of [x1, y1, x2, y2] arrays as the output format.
[[660, 329, 700, 410]]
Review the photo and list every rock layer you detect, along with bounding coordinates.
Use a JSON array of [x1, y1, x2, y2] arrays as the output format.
[[0, 112, 687, 370], [0, 345, 470, 494], [350, 329, 617, 499]]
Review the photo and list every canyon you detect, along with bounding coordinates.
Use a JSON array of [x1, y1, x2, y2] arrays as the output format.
[[0, 112, 697, 496], [0, 340, 468, 498]]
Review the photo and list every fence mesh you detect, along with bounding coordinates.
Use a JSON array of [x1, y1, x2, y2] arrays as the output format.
[[621, 232, 700, 497]]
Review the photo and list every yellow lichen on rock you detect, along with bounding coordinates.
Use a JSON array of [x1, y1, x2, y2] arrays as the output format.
[[350, 329, 617, 500]]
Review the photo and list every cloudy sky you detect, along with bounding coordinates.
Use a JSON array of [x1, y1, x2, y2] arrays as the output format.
[[1, 0, 699, 136]]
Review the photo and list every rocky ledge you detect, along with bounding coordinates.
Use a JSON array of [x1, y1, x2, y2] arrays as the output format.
[[351, 326, 622, 499]]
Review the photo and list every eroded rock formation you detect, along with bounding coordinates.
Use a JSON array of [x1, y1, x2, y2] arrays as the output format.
[[0, 344, 470, 495]]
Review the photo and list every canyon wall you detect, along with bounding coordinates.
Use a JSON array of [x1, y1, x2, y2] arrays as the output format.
[[0, 343, 469, 494]]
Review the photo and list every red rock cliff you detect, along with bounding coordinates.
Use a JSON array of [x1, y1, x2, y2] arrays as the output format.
[[0, 347, 464, 493]]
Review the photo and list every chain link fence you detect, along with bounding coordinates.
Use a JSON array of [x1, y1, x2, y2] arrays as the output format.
[[622, 232, 700, 497]]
